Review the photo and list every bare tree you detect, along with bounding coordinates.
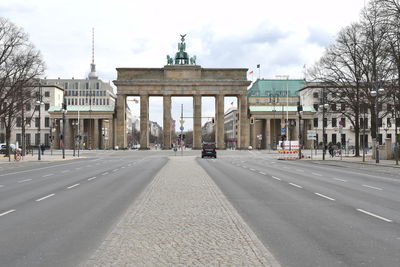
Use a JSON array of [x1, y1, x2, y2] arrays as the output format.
[[0, 17, 45, 155]]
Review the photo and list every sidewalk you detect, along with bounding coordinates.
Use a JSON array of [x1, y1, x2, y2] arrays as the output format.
[[0, 150, 83, 163], [85, 156, 279, 266]]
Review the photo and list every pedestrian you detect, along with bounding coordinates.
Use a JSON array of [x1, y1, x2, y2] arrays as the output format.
[[328, 143, 334, 157], [40, 144, 45, 155]]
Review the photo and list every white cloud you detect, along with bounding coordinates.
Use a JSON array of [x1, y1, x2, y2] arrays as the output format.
[[1, 0, 367, 131]]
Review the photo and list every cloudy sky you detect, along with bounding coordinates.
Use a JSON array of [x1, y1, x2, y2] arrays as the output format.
[[1, 0, 367, 130]]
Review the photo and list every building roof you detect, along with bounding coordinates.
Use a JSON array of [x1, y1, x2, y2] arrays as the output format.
[[248, 79, 307, 97], [48, 105, 115, 112], [249, 105, 316, 112]]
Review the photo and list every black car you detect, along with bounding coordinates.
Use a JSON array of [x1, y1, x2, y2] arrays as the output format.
[[201, 143, 217, 158]]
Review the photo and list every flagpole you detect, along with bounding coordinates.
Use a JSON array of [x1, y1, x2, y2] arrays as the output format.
[[257, 64, 260, 79]]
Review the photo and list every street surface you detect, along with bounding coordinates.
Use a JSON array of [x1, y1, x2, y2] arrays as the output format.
[[0, 149, 399, 266]]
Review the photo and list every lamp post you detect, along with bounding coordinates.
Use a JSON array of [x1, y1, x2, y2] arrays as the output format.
[[362, 102, 366, 163], [370, 88, 385, 163], [319, 101, 329, 160], [36, 85, 44, 160], [61, 101, 67, 159], [276, 75, 290, 150]]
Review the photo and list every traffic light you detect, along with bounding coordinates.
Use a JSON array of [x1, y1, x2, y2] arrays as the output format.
[[211, 117, 215, 124], [250, 117, 255, 124], [62, 102, 67, 111]]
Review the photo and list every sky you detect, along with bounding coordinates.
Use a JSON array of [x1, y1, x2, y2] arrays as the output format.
[[1, 0, 367, 131]]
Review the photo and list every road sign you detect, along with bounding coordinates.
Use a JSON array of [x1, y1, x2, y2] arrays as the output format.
[[180, 126, 184, 131], [281, 128, 286, 134], [307, 130, 317, 140]]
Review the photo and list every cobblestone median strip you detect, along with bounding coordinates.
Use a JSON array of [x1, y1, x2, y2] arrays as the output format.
[[85, 156, 280, 266]]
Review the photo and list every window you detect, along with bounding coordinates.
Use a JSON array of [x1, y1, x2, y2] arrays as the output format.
[[64, 82, 68, 89], [341, 103, 345, 111], [332, 134, 337, 145], [378, 118, 383, 127], [313, 92, 319, 98], [387, 118, 392, 128], [35, 133, 40, 145], [75, 82, 79, 89], [45, 117, 50, 127], [313, 103, 319, 111], [340, 118, 346, 127], [323, 118, 327, 127], [85, 83, 89, 89], [16, 117, 22, 127], [360, 118, 368, 128], [45, 133, 50, 146], [332, 118, 337, 127], [44, 91, 50, 97], [45, 103, 50, 111], [35, 117, 40, 128], [16, 133, 21, 145], [67, 99, 70, 105], [26, 118, 31, 127], [377, 103, 383, 112], [26, 103, 31, 111], [341, 134, 346, 146], [96, 82, 100, 89], [107, 99, 109, 105], [331, 104, 336, 111], [26, 133, 31, 146], [387, 104, 392, 111]]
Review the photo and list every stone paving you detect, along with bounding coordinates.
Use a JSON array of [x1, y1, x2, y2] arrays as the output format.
[[85, 156, 279, 266]]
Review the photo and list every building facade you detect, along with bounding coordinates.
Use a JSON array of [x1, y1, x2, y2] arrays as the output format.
[[247, 79, 316, 149], [224, 106, 238, 149]]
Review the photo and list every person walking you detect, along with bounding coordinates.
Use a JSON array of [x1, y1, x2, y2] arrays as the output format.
[[328, 143, 334, 157], [40, 144, 45, 155]]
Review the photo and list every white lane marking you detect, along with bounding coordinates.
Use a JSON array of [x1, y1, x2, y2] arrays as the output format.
[[0, 185, 4, 188], [121, 166, 125, 169], [334, 178, 347, 182], [113, 169, 119, 172], [242, 166, 248, 168], [259, 171, 266, 175], [272, 176, 281, 181], [271, 162, 276, 163], [0, 160, 99, 177], [67, 183, 80, 189], [36, 193, 55, 202], [75, 168, 81, 170], [62, 170, 70, 173], [362, 184, 383, 191], [88, 177, 97, 181], [18, 179, 32, 183], [42, 174, 54, 177], [102, 172, 109, 176], [289, 183, 303, 188], [357, 209, 392, 223], [314, 192, 335, 201], [250, 168, 256, 171], [312, 172, 322, 176], [296, 169, 304, 172], [0, 209, 15, 217]]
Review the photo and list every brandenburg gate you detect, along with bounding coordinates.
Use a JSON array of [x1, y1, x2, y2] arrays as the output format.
[[114, 35, 251, 149]]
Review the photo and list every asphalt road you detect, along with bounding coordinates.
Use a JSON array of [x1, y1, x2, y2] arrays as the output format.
[[0, 151, 168, 267], [198, 152, 400, 267], [1, 149, 400, 266]]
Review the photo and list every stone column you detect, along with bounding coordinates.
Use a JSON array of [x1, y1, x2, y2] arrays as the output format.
[[109, 118, 114, 150], [64, 118, 72, 149], [238, 94, 250, 149], [116, 94, 127, 149], [93, 119, 99, 149], [54, 119, 60, 149], [193, 94, 202, 149], [163, 95, 171, 149], [250, 121, 255, 148], [140, 94, 149, 149], [264, 119, 269, 149], [215, 94, 225, 149]]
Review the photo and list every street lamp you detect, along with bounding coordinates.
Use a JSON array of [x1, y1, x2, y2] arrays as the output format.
[[36, 86, 44, 161], [276, 75, 290, 149], [370, 88, 385, 163], [319, 102, 329, 160], [61, 101, 67, 159]]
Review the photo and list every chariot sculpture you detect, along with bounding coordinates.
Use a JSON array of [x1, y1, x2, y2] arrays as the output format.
[[166, 34, 197, 65]]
